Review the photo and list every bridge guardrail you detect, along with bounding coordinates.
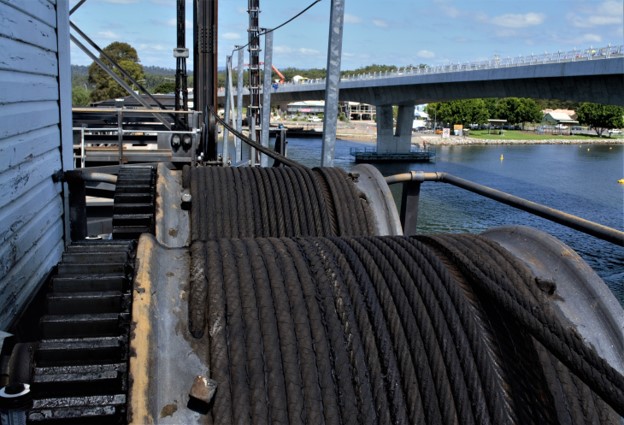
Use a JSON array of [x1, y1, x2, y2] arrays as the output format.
[[217, 44, 623, 95], [283, 44, 624, 87]]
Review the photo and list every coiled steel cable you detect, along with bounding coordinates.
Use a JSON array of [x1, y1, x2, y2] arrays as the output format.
[[189, 167, 375, 240], [421, 234, 624, 418], [190, 234, 624, 424]]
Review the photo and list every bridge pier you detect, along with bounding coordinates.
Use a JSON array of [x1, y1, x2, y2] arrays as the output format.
[[376, 104, 414, 153]]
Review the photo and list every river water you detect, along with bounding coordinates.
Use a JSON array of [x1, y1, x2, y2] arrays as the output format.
[[281, 137, 624, 304]]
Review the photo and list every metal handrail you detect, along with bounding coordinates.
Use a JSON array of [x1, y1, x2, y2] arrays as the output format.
[[72, 108, 200, 166], [279, 44, 623, 87], [386, 171, 624, 246]]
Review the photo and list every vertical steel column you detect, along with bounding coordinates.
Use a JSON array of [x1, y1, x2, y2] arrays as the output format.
[[222, 55, 233, 165], [117, 108, 123, 164], [321, 0, 345, 167], [174, 0, 188, 129], [260, 30, 274, 167], [194, 0, 218, 160], [236, 47, 245, 163], [247, 0, 261, 153], [400, 181, 421, 235]]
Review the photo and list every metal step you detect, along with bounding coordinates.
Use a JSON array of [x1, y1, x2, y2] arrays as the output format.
[[29, 394, 126, 423], [33, 363, 127, 397], [36, 337, 125, 366], [40, 314, 122, 339], [57, 263, 128, 276], [46, 292, 125, 315], [51, 276, 127, 293]]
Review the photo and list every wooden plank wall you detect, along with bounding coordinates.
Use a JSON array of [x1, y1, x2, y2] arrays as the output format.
[[0, 0, 71, 328]]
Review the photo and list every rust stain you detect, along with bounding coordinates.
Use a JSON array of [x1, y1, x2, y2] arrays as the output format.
[[160, 403, 178, 418]]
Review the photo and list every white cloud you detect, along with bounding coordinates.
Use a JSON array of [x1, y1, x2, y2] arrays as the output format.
[[138, 43, 168, 52], [298, 47, 321, 56], [344, 14, 363, 24], [492, 13, 545, 29], [433, 0, 460, 18], [441, 5, 460, 18], [372, 19, 388, 28], [598, 0, 622, 15], [98, 30, 120, 40], [417, 50, 435, 59], [223, 32, 241, 41], [574, 33, 603, 44], [568, 1, 622, 28], [570, 14, 622, 28], [274, 45, 322, 58]]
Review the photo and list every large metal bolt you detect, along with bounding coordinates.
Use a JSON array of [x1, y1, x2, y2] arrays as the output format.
[[187, 375, 217, 415], [0, 383, 32, 425], [181, 192, 192, 210]]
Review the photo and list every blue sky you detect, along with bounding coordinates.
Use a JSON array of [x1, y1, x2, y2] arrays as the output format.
[[69, 0, 623, 70]]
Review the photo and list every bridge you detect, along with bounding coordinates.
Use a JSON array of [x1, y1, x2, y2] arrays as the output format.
[[220, 45, 624, 153]]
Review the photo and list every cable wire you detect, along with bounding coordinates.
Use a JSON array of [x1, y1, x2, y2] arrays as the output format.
[[231, 0, 323, 54]]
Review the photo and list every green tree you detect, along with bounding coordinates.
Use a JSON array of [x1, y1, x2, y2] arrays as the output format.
[[88, 42, 145, 103], [497, 98, 542, 128], [576, 103, 624, 136], [72, 85, 91, 106], [426, 99, 488, 127], [483, 98, 500, 119], [153, 81, 176, 94]]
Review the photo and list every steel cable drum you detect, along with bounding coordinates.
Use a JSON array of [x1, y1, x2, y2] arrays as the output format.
[[188, 166, 385, 240], [188, 234, 624, 424]]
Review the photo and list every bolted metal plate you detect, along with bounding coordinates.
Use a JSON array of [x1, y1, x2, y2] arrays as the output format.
[[352, 164, 403, 236], [482, 225, 624, 375]]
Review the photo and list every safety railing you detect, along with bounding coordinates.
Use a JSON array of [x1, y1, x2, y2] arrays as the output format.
[[279, 44, 623, 87], [72, 107, 200, 167], [386, 171, 624, 246]]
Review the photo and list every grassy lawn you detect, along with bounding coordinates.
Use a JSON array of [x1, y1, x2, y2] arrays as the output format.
[[467, 130, 619, 141]]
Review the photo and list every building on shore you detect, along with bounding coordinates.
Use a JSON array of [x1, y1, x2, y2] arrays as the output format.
[[286, 101, 376, 121]]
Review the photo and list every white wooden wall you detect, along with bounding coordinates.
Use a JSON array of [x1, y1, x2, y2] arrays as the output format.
[[0, 0, 72, 328]]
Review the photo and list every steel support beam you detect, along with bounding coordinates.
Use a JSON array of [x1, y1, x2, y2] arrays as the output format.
[[174, 0, 189, 129], [236, 47, 245, 163], [321, 0, 345, 167], [194, 0, 218, 160], [261, 30, 274, 167], [69, 34, 173, 130], [247, 0, 261, 152], [223, 55, 233, 164]]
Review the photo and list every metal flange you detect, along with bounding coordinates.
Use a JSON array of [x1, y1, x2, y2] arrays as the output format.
[[482, 225, 624, 375], [352, 164, 403, 236]]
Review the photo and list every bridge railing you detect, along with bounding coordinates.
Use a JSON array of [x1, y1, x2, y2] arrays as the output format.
[[280, 44, 623, 87]]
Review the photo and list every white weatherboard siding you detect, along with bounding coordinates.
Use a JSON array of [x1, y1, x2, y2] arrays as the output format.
[[0, 0, 72, 328]]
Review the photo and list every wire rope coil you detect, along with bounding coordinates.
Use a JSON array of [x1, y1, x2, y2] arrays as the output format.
[[188, 234, 623, 424]]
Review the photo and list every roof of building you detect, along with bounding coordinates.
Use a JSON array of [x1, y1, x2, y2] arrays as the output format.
[[543, 111, 578, 123]]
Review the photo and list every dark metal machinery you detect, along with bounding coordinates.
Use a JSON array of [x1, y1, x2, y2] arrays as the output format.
[[2, 1, 624, 423], [174, 0, 189, 130], [247, 0, 261, 145], [193, 0, 218, 161], [2, 161, 624, 423], [0, 166, 156, 423]]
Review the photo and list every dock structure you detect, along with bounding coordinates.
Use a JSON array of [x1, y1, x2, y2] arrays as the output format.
[[350, 147, 435, 163]]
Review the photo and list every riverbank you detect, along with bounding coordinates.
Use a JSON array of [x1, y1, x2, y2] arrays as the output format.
[[417, 135, 624, 146], [279, 120, 624, 145]]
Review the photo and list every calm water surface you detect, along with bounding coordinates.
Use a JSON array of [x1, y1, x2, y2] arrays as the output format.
[[283, 137, 624, 304]]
